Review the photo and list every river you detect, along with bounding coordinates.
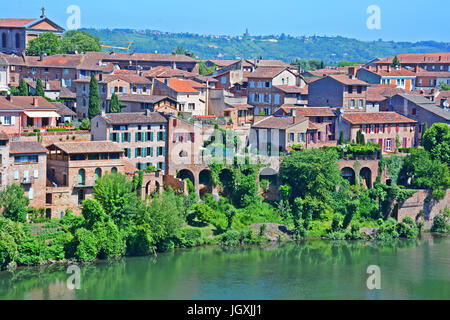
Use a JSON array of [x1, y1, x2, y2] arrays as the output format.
[[0, 234, 449, 300]]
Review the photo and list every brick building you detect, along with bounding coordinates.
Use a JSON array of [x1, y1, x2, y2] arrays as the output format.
[[46, 141, 124, 217], [357, 66, 416, 91], [308, 74, 368, 110], [91, 111, 168, 172], [339, 111, 418, 152]]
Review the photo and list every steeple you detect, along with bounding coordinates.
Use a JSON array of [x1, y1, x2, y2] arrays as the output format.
[[40, 7, 46, 19]]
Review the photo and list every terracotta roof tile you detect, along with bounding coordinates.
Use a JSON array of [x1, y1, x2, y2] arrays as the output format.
[[275, 106, 337, 117], [274, 85, 308, 94], [100, 112, 167, 125], [0, 19, 35, 27], [164, 78, 198, 93], [9, 141, 46, 154], [341, 112, 417, 124], [50, 141, 124, 154], [252, 115, 307, 129], [328, 74, 368, 86], [248, 67, 289, 79], [0, 96, 57, 110]]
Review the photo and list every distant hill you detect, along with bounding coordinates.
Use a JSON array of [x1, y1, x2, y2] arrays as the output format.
[[82, 28, 450, 65]]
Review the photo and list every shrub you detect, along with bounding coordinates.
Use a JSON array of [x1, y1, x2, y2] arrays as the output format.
[[93, 221, 125, 259], [173, 227, 203, 247], [73, 228, 99, 262], [431, 207, 449, 233], [16, 236, 45, 266], [220, 230, 241, 246]]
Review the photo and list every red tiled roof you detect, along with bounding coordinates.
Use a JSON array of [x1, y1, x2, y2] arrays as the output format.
[[247, 67, 289, 79], [10, 141, 46, 154], [328, 74, 368, 86], [252, 115, 307, 129], [83, 51, 197, 63], [24, 54, 83, 68], [165, 78, 198, 93], [274, 85, 308, 94], [0, 96, 57, 110], [275, 106, 337, 117], [50, 141, 124, 154], [367, 84, 416, 102], [375, 53, 450, 64], [142, 66, 193, 78], [364, 67, 416, 77], [341, 112, 417, 124], [0, 19, 35, 27]]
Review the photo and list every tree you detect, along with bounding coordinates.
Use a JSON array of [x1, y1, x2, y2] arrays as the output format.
[[19, 79, 28, 96], [420, 122, 428, 146], [279, 148, 343, 202], [338, 130, 345, 145], [26, 32, 62, 56], [81, 199, 109, 229], [190, 203, 215, 225], [80, 118, 91, 130], [93, 173, 145, 227], [109, 93, 123, 113], [198, 62, 216, 75], [88, 74, 101, 119], [422, 123, 450, 165], [35, 78, 45, 97], [225, 204, 236, 230], [356, 129, 365, 145], [391, 55, 401, 68], [0, 184, 30, 223], [61, 30, 101, 54]]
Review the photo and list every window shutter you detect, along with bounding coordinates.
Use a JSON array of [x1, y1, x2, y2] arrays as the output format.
[[14, 171, 19, 180], [163, 132, 166, 141], [163, 147, 166, 157], [128, 148, 131, 158], [191, 133, 195, 142], [11, 116, 15, 125], [28, 188, 34, 200], [135, 132, 138, 142], [110, 133, 113, 141], [151, 132, 154, 141], [150, 147, 153, 157], [162, 162, 165, 170], [122, 132, 125, 142], [135, 148, 138, 158], [173, 119, 177, 127]]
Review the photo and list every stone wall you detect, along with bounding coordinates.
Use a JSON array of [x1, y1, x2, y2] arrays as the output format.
[[397, 189, 450, 230], [21, 131, 91, 147]]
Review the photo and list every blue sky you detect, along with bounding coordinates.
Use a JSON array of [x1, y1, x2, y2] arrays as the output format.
[[2, 0, 449, 42]]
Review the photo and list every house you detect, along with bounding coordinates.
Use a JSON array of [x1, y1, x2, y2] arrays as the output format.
[[356, 66, 416, 91], [0, 131, 10, 188], [0, 9, 64, 54], [415, 69, 450, 89], [223, 103, 254, 126], [46, 141, 125, 218], [366, 84, 414, 112], [365, 53, 450, 73], [53, 102, 76, 125], [0, 95, 59, 136], [250, 111, 326, 153], [7, 141, 47, 208], [81, 51, 199, 73], [116, 94, 178, 114], [387, 93, 450, 132], [247, 67, 298, 115], [308, 74, 368, 110], [339, 111, 418, 152], [273, 106, 338, 141], [435, 91, 450, 109], [91, 111, 168, 172], [153, 78, 206, 116]]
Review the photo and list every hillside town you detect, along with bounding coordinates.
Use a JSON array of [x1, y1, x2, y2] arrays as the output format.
[[0, 10, 449, 229]]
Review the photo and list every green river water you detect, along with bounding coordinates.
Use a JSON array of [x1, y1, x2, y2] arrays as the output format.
[[0, 234, 449, 300]]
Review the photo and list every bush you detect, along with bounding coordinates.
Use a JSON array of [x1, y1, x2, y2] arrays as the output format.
[[73, 228, 99, 262], [0, 218, 26, 269], [220, 230, 241, 246], [190, 203, 215, 225], [173, 227, 203, 247], [92, 221, 125, 259], [80, 118, 91, 130], [431, 207, 449, 233], [16, 236, 45, 266]]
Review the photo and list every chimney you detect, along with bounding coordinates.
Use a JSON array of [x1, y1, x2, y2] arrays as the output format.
[[291, 109, 297, 123], [387, 65, 391, 73], [32, 97, 39, 107]]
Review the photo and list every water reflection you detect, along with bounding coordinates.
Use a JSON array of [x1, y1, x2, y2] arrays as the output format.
[[0, 235, 448, 300]]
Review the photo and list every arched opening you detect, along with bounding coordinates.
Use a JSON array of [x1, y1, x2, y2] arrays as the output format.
[[15, 33, 20, 49], [259, 167, 278, 199], [111, 167, 118, 174], [177, 169, 195, 186], [218, 168, 234, 195], [199, 169, 212, 198], [94, 168, 102, 182], [1, 33, 6, 48], [77, 189, 85, 205], [78, 169, 85, 185], [360, 167, 372, 188], [45, 208, 52, 219], [341, 167, 355, 185], [145, 180, 160, 196]]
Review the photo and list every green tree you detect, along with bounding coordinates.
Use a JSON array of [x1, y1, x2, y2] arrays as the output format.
[[422, 123, 450, 165], [35, 78, 45, 97], [26, 32, 62, 56], [61, 30, 102, 54], [0, 184, 29, 223], [19, 78, 28, 96], [225, 204, 236, 230], [391, 55, 401, 68], [420, 122, 428, 146], [88, 73, 101, 119], [0, 218, 26, 269], [198, 61, 216, 75], [80, 118, 91, 130], [93, 173, 144, 227], [279, 148, 343, 201], [109, 93, 123, 113], [82, 199, 109, 229], [338, 130, 345, 145], [190, 203, 215, 225]]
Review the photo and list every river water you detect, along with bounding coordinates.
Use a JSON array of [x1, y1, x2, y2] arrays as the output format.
[[0, 234, 449, 300]]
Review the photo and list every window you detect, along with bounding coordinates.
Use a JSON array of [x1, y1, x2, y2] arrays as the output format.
[[95, 168, 102, 181], [111, 167, 118, 174], [370, 124, 375, 133], [357, 86, 362, 94], [77, 190, 84, 205], [289, 133, 294, 142], [299, 133, 304, 142], [14, 155, 38, 164], [348, 86, 353, 94], [257, 81, 262, 88], [221, 76, 227, 85], [188, 103, 195, 110], [386, 139, 392, 151], [28, 187, 34, 200], [274, 94, 280, 104], [1, 33, 6, 48], [78, 169, 85, 185]]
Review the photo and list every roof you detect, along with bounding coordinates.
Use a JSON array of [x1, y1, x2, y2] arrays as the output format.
[[50, 141, 124, 154], [274, 85, 308, 94], [247, 67, 289, 79], [117, 94, 175, 104], [59, 87, 76, 99], [142, 66, 193, 78], [361, 67, 416, 77], [0, 96, 57, 111], [100, 112, 168, 125], [207, 60, 240, 67], [0, 131, 9, 140], [24, 79, 62, 91], [52, 102, 76, 117], [367, 84, 416, 102], [328, 74, 368, 86], [394, 93, 450, 120], [83, 51, 197, 63], [24, 54, 83, 68], [247, 59, 292, 68], [252, 115, 307, 129], [0, 19, 35, 27], [275, 106, 337, 117], [164, 78, 199, 93], [341, 112, 417, 124], [9, 141, 46, 154], [375, 53, 450, 65]]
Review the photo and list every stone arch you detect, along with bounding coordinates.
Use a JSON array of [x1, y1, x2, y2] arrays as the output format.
[[259, 167, 279, 200], [360, 167, 372, 188], [145, 180, 160, 196], [95, 168, 102, 182], [78, 169, 85, 185], [218, 168, 234, 195], [199, 169, 212, 198], [341, 167, 356, 185], [177, 169, 195, 186]]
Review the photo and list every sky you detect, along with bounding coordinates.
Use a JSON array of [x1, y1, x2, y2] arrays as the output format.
[[2, 0, 449, 42]]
